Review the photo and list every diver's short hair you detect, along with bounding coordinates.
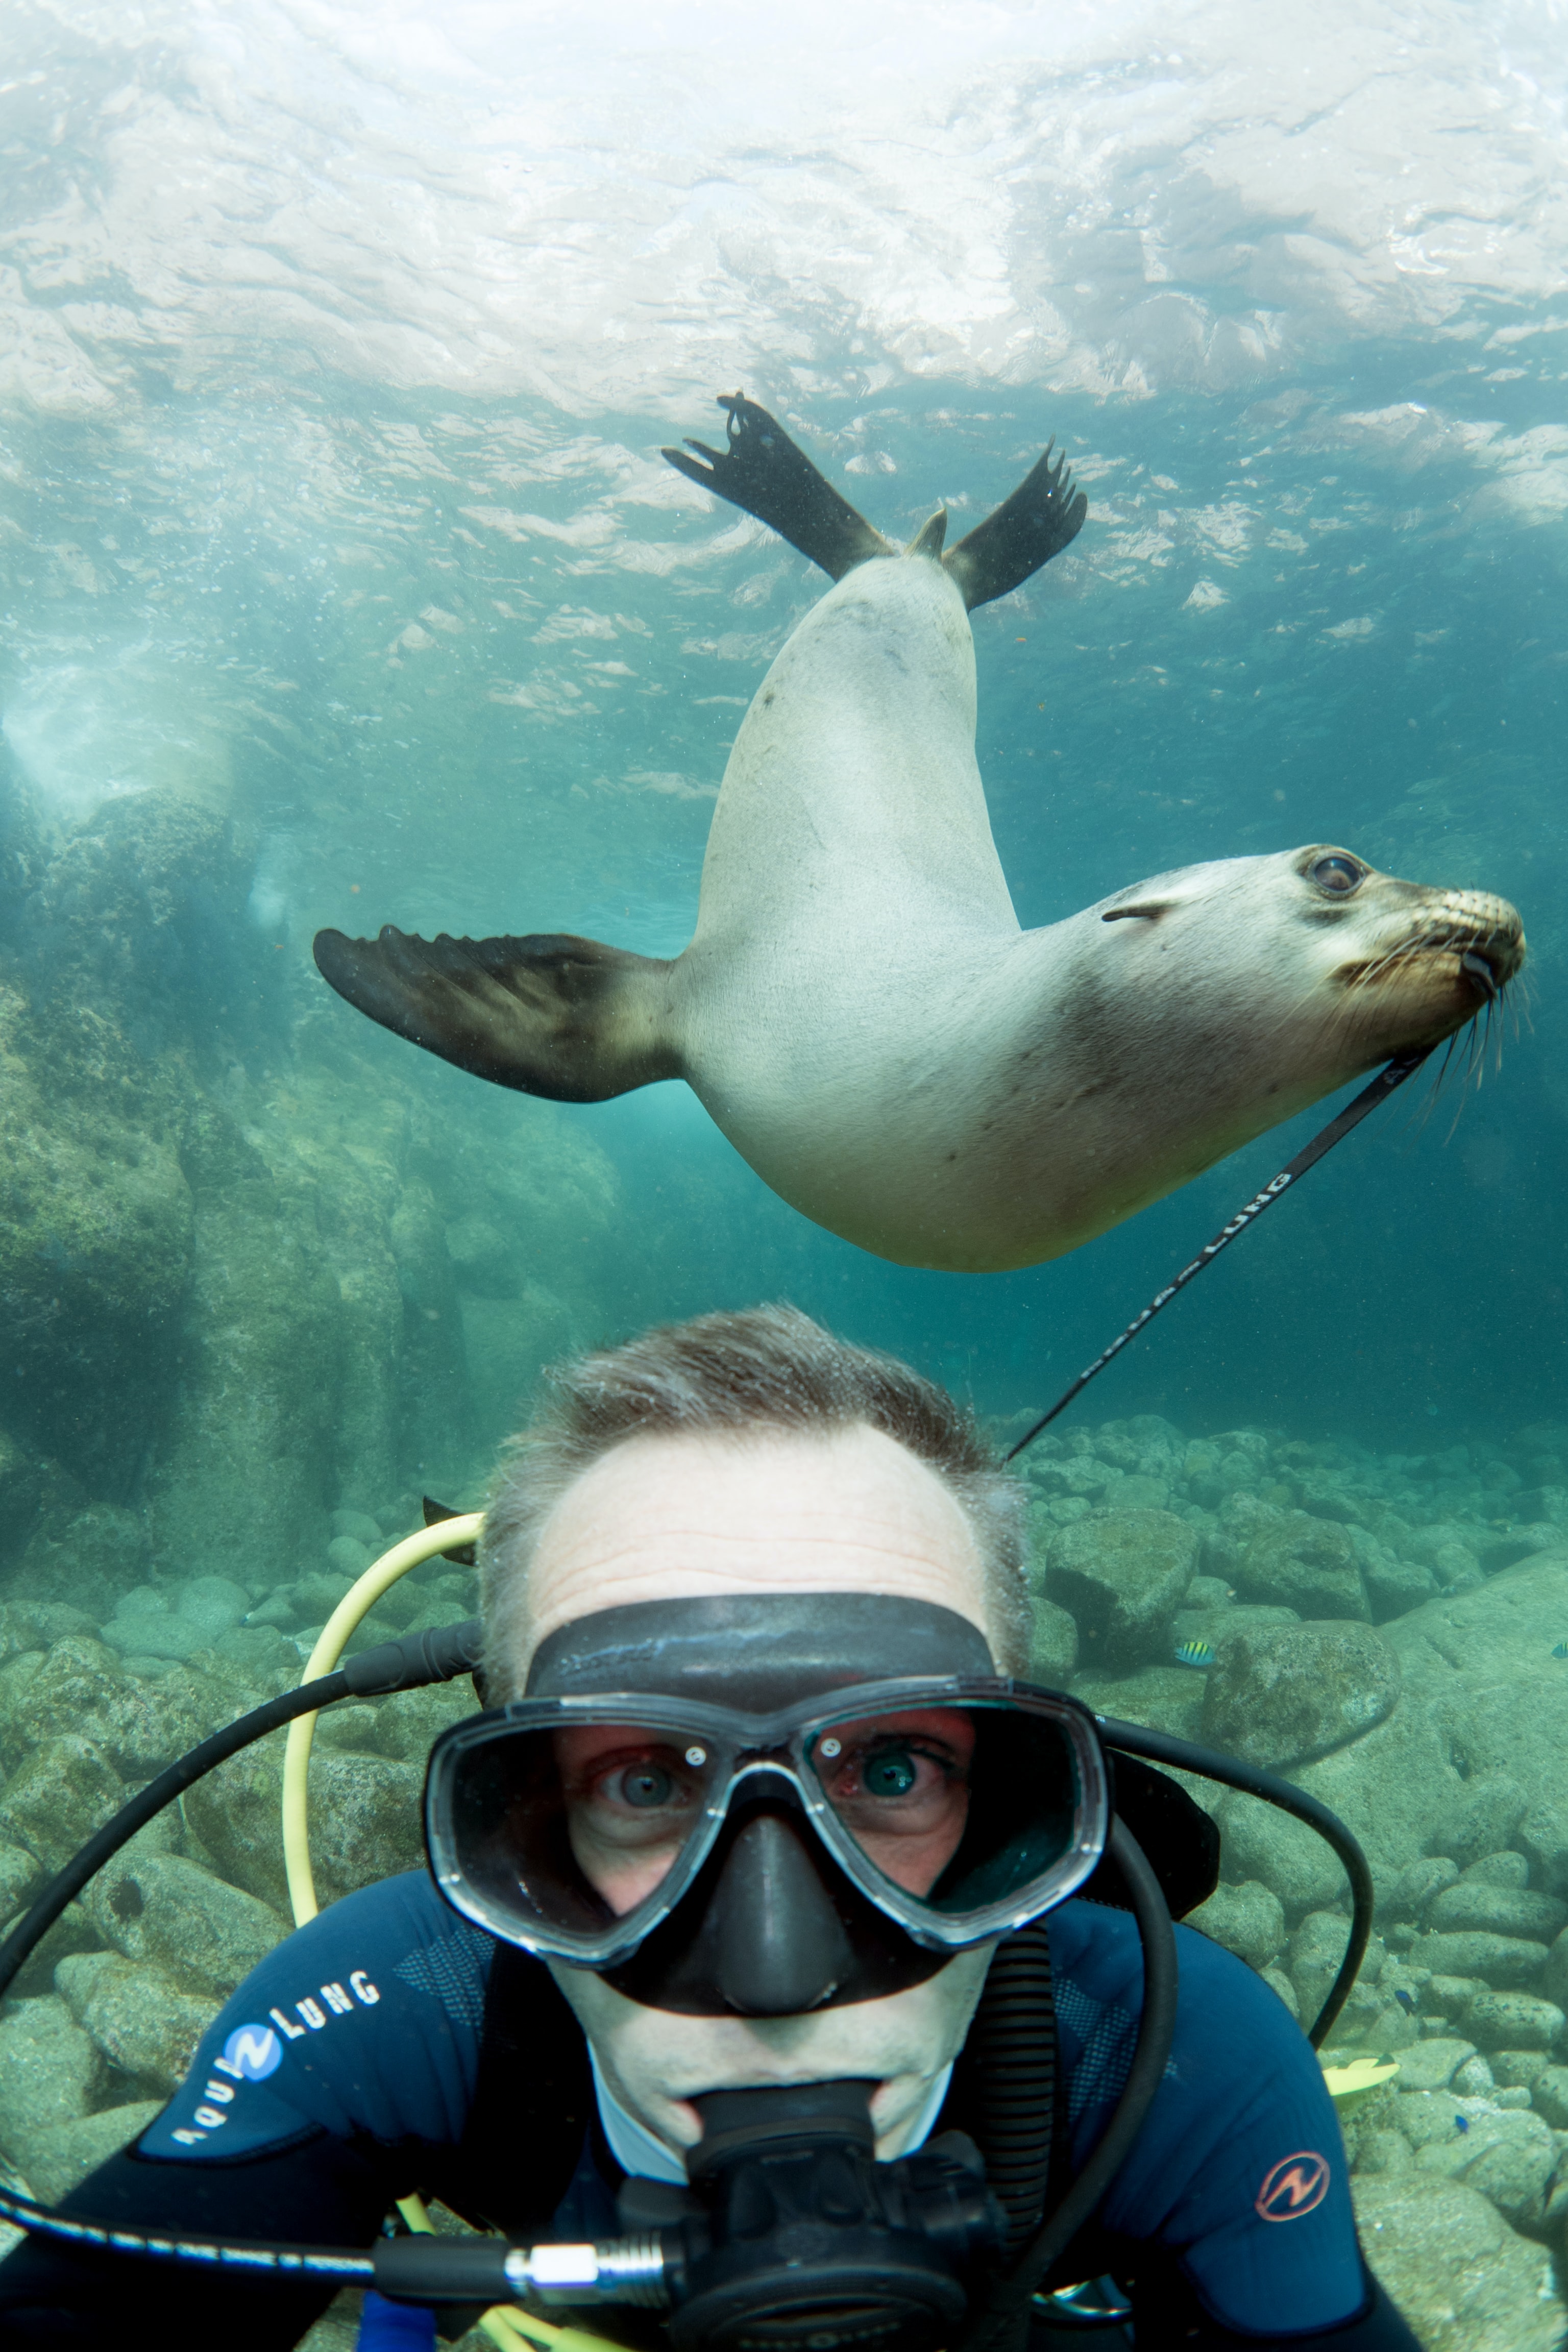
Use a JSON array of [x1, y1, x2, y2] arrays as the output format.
[[480, 1302, 1031, 1695]]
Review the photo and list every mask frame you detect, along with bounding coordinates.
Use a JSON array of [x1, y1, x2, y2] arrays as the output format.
[[424, 1677, 1111, 1972]]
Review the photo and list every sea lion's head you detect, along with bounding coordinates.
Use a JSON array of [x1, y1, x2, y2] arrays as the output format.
[[1096, 843, 1524, 1075]]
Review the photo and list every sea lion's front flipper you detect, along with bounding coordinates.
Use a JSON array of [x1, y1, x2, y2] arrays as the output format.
[[312, 926, 681, 1102], [662, 393, 894, 580], [943, 442, 1087, 610]]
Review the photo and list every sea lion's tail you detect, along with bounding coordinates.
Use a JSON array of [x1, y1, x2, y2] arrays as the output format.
[[663, 393, 1086, 609], [312, 926, 681, 1101]]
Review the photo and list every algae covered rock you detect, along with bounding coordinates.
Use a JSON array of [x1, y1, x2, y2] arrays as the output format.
[[1026, 1593, 1077, 1681], [54, 1951, 218, 2095], [1354, 2173, 1564, 2352], [6, 2101, 163, 2208], [1185, 1878, 1285, 1969], [1043, 1510, 1198, 1671], [0, 1996, 103, 2146], [0, 1734, 126, 1873], [1408, 1931, 1550, 1989], [184, 1741, 424, 1914], [1427, 1879, 1566, 1940], [1463, 1990, 1564, 2051], [1234, 1517, 1369, 1620], [1199, 1622, 1400, 1769], [86, 1850, 286, 1999]]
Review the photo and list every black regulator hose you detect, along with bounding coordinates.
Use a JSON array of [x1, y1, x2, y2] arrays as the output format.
[[1098, 1717, 1374, 2049], [958, 1817, 1177, 2352]]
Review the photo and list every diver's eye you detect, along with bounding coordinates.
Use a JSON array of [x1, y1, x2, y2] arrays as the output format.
[[1308, 853, 1364, 896], [614, 1763, 677, 1809], [862, 1746, 920, 1799]]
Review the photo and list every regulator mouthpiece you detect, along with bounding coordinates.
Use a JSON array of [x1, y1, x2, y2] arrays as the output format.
[[643, 2078, 1003, 2352]]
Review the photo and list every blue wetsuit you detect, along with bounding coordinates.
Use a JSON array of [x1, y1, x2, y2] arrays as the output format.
[[0, 1874, 1415, 2349]]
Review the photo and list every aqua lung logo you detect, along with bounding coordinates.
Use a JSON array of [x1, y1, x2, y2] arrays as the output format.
[[222, 2023, 282, 2081], [169, 1971, 379, 2145], [1255, 2151, 1330, 2222]]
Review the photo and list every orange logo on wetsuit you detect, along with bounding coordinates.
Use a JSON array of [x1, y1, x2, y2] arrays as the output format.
[[1255, 2151, 1330, 2221]]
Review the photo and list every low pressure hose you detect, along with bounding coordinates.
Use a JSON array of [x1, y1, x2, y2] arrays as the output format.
[[1098, 1716, 1374, 2047], [282, 1513, 484, 1923], [957, 1817, 1178, 2352]]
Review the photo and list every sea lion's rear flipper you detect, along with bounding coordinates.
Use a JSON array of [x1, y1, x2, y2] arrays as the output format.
[[942, 442, 1087, 610], [662, 393, 894, 581], [312, 926, 681, 1102]]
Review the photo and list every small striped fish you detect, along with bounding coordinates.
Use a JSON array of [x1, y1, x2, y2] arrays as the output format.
[[1173, 1637, 1216, 1669]]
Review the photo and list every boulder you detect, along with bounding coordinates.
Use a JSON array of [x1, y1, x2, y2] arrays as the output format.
[[1362, 1553, 1437, 1623], [1214, 1792, 1345, 1919], [0, 1734, 126, 1873], [1354, 2174, 1564, 2352], [0, 1636, 216, 1779], [1408, 1931, 1549, 1988], [1043, 1511, 1199, 1671], [0, 1997, 103, 2146], [1460, 1849, 1531, 1889], [184, 1744, 424, 1914], [1403, 2095, 1559, 2225], [1544, 1926, 1568, 2010], [86, 1851, 285, 1999], [6, 2101, 163, 2208], [54, 1952, 218, 2095], [1026, 1594, 1077, 1681], [1464, 1991, 1563, 2052], [1234, 1518, 1368, 1620], [1427, 1881, 1565, 1940], [1199, 1623, 1399, 1769], [1185, 1879, 1285, 1969], [0, 1838, 42, 1919], [1392, 2037, 1476, 2092], [1531, 2064, 1568, 2127], [1379, 1855, 1458, 1924]]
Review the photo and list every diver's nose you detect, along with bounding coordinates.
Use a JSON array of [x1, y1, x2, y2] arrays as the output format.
[[711, 1810, 859, 2017]]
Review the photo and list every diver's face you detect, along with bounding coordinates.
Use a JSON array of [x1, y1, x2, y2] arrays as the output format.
[[516, 1424, 1000, 2161]]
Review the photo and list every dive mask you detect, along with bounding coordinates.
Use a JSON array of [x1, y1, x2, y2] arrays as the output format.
[[425, 1594, 1109, 2013]]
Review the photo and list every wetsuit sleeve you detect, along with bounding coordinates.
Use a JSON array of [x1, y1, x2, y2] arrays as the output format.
[[1049, 1906, 1377, 2343], [0, 1873, 493, 2345]]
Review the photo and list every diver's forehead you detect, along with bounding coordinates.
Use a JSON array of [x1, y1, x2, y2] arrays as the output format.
[[517, 1423, 993, 1673]]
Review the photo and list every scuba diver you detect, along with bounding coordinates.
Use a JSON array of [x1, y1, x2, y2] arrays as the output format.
[[0, 1305, 1418, 2350]]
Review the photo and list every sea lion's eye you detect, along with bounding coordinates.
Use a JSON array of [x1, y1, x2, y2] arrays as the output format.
[[1309, 853, 1364, 896]]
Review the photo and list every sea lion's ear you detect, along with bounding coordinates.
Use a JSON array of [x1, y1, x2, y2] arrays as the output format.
[[663, 393, 894, 580], [943, 441, 1087, 610], [312, 926, 681, 1101]]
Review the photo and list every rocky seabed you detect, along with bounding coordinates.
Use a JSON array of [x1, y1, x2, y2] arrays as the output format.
[[2, 1413, 1568, 2349]]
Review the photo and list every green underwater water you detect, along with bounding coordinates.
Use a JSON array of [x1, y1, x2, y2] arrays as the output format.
[[0, 5, 1565, 2329]]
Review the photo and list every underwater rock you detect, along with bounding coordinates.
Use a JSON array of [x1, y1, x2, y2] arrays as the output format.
[[1199, 1622, 1400, 1769], [0, 984, 195, 1489], [87, 1850, 286, 1999], [9, 1503, 152, 1614], [1460, 1850, 1532, 1890], [183, 1743, 424, 1915], [1233, 1517, 1369, 1620], [0, 1733, 126, 1874], [1530, 2065, 1568, 2128], [1401, 2096, 1558, 2226], [145, 1104, 346, 1600], [1043, 1510, 1199, 1672], [331, 1508, 385, 1547], [1354, 2173, 1563, 2352], [0, 1598, 96, 1659], [1462, 1990, 1564, 2052], [1427, 1881, 1566, 1941], [1185, 1879, 1285, 1969], [1359, 1550, 1437, 1624], [5, 2101, 164, 2210], [1408, 1931, 1549, 1990], [1216, 1795, 1344, 1920], [54, 1951, 218, 2095], [1026, 1593, 1077, 1680], [0, 1838, 43, 1922], [1394, 2038, 1478, 2093], [0, 1996, 103, 2147], [1379, 1855, 1459, 1924], [325, 1535, 372, 1581], [0, 1635, 217, 1781]]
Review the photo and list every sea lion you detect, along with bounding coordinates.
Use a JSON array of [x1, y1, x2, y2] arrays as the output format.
[[314, 395, 1525, 1273]]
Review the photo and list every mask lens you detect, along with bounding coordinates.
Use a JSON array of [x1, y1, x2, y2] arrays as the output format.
[[808, 1701, 1084, 1920], [437, 1718, 721, 1945]]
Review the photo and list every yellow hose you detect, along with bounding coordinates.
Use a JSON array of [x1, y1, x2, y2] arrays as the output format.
[[279, 1514, 628, 2350], [282, 1513, 484, 1926]]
